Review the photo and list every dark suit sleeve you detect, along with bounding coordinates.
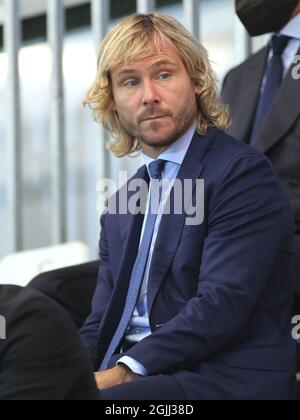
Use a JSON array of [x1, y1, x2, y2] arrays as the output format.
[[126, 153, 294, 375], [0, 295, 99, 400], [80, 213, 114, 365]]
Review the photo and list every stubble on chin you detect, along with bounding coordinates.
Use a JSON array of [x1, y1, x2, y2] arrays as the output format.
[[118, 101, 197, 150], [138, 110, 197, 149], [138, 125, 179, 149]]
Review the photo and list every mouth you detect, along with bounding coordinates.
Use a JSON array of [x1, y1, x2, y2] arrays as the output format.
[[142, 115, 169, 122]]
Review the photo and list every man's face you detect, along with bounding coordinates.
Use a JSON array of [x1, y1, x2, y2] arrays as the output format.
[[111, 43, 200, 155]]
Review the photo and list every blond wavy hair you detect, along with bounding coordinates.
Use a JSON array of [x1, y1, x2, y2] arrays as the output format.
[[83, 13, 231, 157]]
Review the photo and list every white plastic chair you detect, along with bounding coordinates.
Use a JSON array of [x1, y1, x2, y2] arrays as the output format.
[[0, 242, 91, 287]]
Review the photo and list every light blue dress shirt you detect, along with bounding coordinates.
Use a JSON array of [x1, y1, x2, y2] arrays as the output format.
[[261, 13, 300, 92], [117, 123, 196, 376]]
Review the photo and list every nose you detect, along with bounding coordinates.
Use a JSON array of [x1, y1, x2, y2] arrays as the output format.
[[141, 79, 160, 106]]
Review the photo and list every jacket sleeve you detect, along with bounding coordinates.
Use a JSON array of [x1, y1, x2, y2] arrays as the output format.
[[80, 213, 114, 366], [125, 153, 294, 375]]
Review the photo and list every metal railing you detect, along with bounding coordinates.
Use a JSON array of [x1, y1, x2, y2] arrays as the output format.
[[48, 0, 66, 244], [91, 0, 110, 197], [3, 0, 251, 253], [4, 0, 22, 252]]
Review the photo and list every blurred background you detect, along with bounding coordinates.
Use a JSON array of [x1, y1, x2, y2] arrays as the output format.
[[0, 0, 267, 283]]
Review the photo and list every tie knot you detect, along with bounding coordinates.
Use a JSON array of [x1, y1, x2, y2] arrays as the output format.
[[271, 35, 291, 56], [148, 159, 166, 180]]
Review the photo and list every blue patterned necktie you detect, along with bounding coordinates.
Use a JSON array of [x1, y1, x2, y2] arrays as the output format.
[[250, 35, 291, 144], [100, 159, 166, 370]]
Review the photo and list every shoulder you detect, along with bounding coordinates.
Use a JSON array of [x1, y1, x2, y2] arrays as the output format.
[[0, 286, 97, 400], [0, 285, 88, 366], [0, 285, 78, 343], [0, 286, 51, 319], [224, 46, 268, 84], [203, 128, 267, 166], [0, 285, 64, 318], [201, 129, 285, 198]]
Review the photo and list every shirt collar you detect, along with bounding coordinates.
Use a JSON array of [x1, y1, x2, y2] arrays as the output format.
[[280, 13, 300, 39], [141, 122, 196, 169]]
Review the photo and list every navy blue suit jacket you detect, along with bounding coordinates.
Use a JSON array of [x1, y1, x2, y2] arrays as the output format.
[[81, 128, 297, 400]]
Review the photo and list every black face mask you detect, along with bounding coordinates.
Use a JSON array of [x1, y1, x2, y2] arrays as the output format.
[[235, 0, 299, 36]]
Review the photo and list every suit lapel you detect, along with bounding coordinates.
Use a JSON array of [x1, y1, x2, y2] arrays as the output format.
[[117, 166, 149, 248], [228, 47, 269, 142], [115, 165, 149, 293], [96, 166, 149, 362], [147, 129, 216, 317], [254, 47, 300, 153]]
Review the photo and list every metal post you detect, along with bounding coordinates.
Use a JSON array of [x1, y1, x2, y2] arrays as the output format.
[[91, 0, 110, 47], [184, 0, 201, 40], [47, 0, 67, 244], [137, 0, 156, 14], [91, 0, 111, 181], [4, 0, 22, 252]]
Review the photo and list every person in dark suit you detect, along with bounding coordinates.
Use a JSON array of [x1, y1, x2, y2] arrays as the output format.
[[0, 285, 100, 400], [80, 13, 298, 400], [222, 0, 300, 312]]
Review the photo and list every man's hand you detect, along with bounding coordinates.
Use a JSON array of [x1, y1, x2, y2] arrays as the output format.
[[95, 364, 138, 390]]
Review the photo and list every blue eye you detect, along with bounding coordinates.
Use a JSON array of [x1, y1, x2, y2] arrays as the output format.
[[125, 80, 139, 87], [159, 73, 171, 80]]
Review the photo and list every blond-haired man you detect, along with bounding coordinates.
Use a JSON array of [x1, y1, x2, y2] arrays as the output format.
[[80, 13, 297, 400]]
